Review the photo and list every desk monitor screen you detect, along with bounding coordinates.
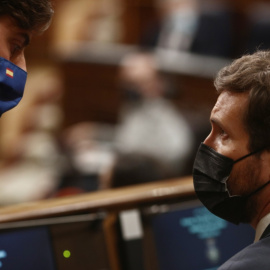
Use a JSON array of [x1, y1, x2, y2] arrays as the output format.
[[0, 213, 110, 270], [144, 200, 255, 270], [0, 226, 55, 270]]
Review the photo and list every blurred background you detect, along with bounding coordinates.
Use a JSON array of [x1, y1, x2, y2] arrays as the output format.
[[0, 0, 270, 205]]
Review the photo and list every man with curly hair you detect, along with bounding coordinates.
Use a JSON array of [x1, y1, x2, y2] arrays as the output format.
[[0, 0, 53, 115]]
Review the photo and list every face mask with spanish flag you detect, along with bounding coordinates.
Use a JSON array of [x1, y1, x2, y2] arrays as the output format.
[[0, 57, 27, 116]]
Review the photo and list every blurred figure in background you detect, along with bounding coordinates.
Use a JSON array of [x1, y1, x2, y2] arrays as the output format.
[[141, 0, 233, 58], [245, 2, 270, 54], [57, 121, 116, 195], [156, 0, 200, 51], [190, 0, 233, 58], [52, 0, 124, 54], [115, 51, 195, 177], [104, 152, 172, 189], [0, 67, 65, 205], [57, 51, 194, 193]]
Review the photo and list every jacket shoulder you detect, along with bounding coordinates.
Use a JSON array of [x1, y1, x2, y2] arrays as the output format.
[[219, 237, 270, 270]]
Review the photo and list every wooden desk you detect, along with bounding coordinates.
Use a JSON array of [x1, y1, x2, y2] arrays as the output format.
[[0, 176, 194, 223]]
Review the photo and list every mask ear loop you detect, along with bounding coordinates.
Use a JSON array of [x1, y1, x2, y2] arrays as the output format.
[[234, 147, 270, 198], [246, 180, 270, 199], [230, 148, 268, 198], [234, 148, 265, 164]]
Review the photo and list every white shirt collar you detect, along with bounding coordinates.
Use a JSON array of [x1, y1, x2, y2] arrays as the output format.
[[254, 212, 270, 242]]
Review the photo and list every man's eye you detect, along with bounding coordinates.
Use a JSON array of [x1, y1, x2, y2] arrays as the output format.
[[220, 129, 228, 138], [11, 44, 23, 58]]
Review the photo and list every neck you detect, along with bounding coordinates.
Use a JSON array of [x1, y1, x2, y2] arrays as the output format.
[[249, 150, 270, 228], [251, 196, 270, 229]]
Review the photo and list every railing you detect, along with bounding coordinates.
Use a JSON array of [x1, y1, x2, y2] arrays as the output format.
[[0, 176, 194, 223]]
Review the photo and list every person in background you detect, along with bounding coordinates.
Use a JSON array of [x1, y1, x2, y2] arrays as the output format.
[[0, 0, 53, 204], [0, 0, 53, 117], [58, 121, 116, 195], [193, 50, 270, 269], [57, 51, 195, 194], [245, 2, 270, 54], [106, 152, 172, 189], [141, 0, 233, 58], [155, 0, 200, 51], [51, 0, 123, 54], [0, 67, 65, 205], [115, 51, 195, 177]]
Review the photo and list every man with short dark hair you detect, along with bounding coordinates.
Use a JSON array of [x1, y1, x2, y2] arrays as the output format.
[[0, 0, 53, 115], [193, 50, 270, 269]]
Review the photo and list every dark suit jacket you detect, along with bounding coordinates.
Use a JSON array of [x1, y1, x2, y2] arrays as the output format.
[[140, 10, 234, 58], [218, 225, 270, 269]]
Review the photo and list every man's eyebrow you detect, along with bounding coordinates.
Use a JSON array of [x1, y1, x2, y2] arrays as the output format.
[[210, 117, 223, 129], [210, 117, 230, 134]]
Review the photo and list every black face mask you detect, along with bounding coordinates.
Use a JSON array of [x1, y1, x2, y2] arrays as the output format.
[[193, 143, 270, 224]]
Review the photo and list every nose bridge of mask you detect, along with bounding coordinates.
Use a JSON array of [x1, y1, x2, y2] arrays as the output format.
[[0, 57, 27, 115]]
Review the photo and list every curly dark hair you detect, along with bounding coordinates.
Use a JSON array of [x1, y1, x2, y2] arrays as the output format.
[[0, 0, 54, 33], [214, 50, 270, 152]]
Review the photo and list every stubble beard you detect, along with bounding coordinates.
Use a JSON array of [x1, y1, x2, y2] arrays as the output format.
[[227, 156, 262, 223]]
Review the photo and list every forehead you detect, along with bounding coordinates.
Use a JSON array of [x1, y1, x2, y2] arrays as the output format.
[[212, 91, 249, 121], [0, 15, 19, 30], [211, 90, 251, 149], [0, 15, 31, 42]]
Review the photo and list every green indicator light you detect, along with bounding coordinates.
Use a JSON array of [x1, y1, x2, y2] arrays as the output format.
[[63, 250, 71, 259]]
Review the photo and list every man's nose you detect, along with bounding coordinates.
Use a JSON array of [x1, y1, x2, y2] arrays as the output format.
[[203, 132, 214, 147]]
